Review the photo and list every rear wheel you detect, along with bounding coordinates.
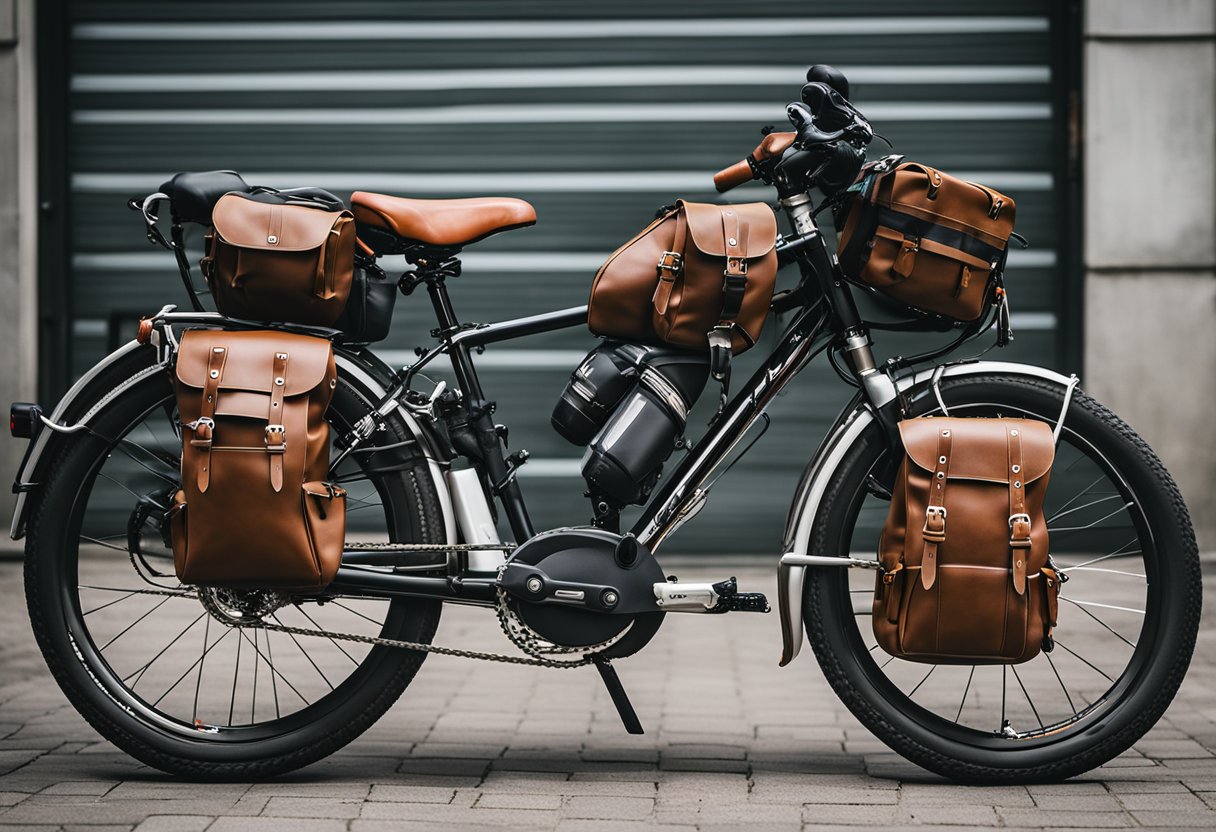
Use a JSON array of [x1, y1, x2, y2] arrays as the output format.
[[24, 345, 445, 779], [804, 374, 1201, 783]]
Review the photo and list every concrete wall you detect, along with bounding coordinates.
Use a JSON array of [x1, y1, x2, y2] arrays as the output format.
[[0, 0, 37, 554], [1084, 0, 1216, 548]]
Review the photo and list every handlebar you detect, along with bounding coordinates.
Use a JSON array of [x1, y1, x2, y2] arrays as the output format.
[[713, 132, 797, 193]]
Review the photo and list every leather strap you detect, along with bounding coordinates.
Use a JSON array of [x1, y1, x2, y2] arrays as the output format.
[[193, 346, 227, 493], [1041, 566, 1059, 630], [882, 562, 904, 624], [920, 425, 952, 590], [1008, 424, 1030, 595], [652, 209, 687, 315], [266, 351, 289, 492], [719, 208, 749, 326]]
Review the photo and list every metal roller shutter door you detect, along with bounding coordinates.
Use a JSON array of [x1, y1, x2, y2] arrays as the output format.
[[57, 0, 1076, 554]]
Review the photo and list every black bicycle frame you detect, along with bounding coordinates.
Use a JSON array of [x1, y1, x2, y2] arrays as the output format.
[[328, 211, 893, 603]]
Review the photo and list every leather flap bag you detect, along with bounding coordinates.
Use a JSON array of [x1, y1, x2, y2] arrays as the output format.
[[837, 162, 1017, 322], [170, 329, 345, 590], [201, 192, 356, 327], [588, 200, 778, 356], [873, 416, 1058, 665]]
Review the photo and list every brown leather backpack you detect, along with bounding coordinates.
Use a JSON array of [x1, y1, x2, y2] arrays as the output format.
[[874, 417, 1059, 664], [201, 192, 356, 327], [837, 162, 1016, 322], [169, 329, 345, 589], [588, 200, 778, 356]]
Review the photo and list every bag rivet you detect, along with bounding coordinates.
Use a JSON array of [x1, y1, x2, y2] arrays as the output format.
[[1012, 464, 1021, 473], [272, 402, 279, 407], [728, 237, 737, 246], [942, 430, 950, 436], [209, 370, 219, 378], [275, 378, 285, 386], [277, 353, 288, 360], [267, 235, 278, 244], [212, 347, 224, 354], [936, 471, 945, 479], [938, 456, 947, 464], [1011, 429, 1019, 436], [1014, 481, 1021, 488], [330, 379, 337, 388]]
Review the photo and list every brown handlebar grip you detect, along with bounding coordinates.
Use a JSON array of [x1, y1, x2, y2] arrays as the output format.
[[713, 158, 755, 193]]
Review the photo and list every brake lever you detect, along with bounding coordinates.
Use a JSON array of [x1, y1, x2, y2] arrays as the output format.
[[137, 192, 174, 250]]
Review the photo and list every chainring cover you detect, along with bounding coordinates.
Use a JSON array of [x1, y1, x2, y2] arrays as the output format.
[[503, 528, 665, 648]]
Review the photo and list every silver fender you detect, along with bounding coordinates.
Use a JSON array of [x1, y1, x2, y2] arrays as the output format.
[[777, 360, 1077, 666], [10, 343, 457, 547]]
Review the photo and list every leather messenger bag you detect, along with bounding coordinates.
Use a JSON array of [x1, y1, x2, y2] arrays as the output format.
[[587, 200, 778, 376], [874, 417, 1060, 664], [201, 192, 356, 327], [837, 162, 1016, 322], [169, 329, 346, 589]]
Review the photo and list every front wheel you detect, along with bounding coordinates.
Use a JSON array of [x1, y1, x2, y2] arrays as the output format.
[[804, 374, 1201, 783]]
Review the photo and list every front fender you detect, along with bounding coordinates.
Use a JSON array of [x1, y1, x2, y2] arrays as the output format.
[[777, 360, 1077, 666], [10, 342, 457, 547]]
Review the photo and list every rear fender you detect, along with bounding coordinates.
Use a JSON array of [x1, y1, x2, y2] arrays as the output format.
[[777, 361, 1077, 666], [10, 342, 457, 547]]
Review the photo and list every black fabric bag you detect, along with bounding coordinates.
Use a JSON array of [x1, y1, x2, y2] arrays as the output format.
[[334, 264, 397, 344]]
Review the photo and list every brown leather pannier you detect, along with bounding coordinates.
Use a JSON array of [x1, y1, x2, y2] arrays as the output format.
[[587, 200, 778, 354], [837, 162, 1016, 322], [874, 417, 1060, 664], [169, 329, 345, 590], [201, 192, 356, 327]]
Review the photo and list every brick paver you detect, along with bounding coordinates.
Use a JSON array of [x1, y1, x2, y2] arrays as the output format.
[[1, 560, 1213, 830]]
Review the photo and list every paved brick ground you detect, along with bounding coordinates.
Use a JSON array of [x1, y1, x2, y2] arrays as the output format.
[[0, 559, 1213, 831]]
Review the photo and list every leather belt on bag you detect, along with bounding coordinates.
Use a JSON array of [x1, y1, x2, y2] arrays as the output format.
[[266, 351, 289, 492], [652, 210, 687, 316], [709, 208, 754, 388], [190, 346, 227, 493], [920, 426, 952, 590], [1007, 424, 1030, 595]]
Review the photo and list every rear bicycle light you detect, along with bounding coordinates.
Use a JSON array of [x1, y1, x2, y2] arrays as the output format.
[[10, 403, 42, 439]]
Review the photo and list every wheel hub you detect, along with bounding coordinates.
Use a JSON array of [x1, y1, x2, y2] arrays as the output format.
[[199, 587, 288, 625]]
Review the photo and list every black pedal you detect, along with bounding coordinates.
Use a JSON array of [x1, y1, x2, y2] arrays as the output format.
[[710, 577, 771, 613]]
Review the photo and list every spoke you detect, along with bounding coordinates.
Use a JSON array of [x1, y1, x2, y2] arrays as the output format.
[[82, 590, 140, 616], [228, 633, 242, 725], [271, 614, 335, 690], [1057, 566, 1145, 579], [1061, 598, 1144, 615], [331, 600, 386, 628], [236, 628, 309, 707], [112, 438, 178, 484], [1055, 640, 1116, 684], [151, 625, 232, 709], [1001, 666, 1007, 727], [1043, 649, 1076, 714], [103, 596, 173, 650], [1061, 597, 1139, 647], [1049, 503, 1134, 537], [80, 584, 194, 598], [126, 612, 206, 688], [1010, 665, 1044, 731], [908, 666, 935, 698], [97, 471, 159, 504], [1059, 537, 1140, 571], [265, 628, 281, 720], [250, 628, 259, 724], [292, 606, 359, 667], [80, 535, 134, 554], [1047, 493, 1123, 526], [955, 666, 975, 723], [1046, 473, 1107, 519], [192, 616, 211, 721]]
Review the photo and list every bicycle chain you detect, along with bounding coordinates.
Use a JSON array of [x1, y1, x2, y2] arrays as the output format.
[[209, 541, 626, 669]]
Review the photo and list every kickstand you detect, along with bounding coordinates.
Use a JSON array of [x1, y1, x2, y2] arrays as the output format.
[[593, 656, 644, 734]]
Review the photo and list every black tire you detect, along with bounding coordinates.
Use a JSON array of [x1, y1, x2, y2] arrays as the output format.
[[804, 374, 1201, 783], [24, 345, 444, 780]]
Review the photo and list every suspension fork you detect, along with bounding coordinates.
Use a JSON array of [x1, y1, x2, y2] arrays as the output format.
[[780, 194, 901, 433]]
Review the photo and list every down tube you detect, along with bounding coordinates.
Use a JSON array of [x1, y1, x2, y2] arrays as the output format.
[[633, 305, 834, 552]]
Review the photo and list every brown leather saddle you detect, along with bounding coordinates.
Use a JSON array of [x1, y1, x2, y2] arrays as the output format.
[[352, 191, 537, 254]]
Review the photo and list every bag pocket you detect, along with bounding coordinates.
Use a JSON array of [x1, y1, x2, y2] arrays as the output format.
[[301, 481, 347, 587], [862, 226, 992, 320]]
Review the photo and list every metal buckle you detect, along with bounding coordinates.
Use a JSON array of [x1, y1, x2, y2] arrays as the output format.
[[922, 505, 947, 542], [1008, 513, 1031, 529], [264, 424, 287, 453], [657, 251, 683, 274], [723, 258, 748, 277], [185, 416, 215, 432], [926, 506, 947, 520]]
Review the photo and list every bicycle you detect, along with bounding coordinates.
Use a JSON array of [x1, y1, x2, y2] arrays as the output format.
[[10, 65, 1200, 783]]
